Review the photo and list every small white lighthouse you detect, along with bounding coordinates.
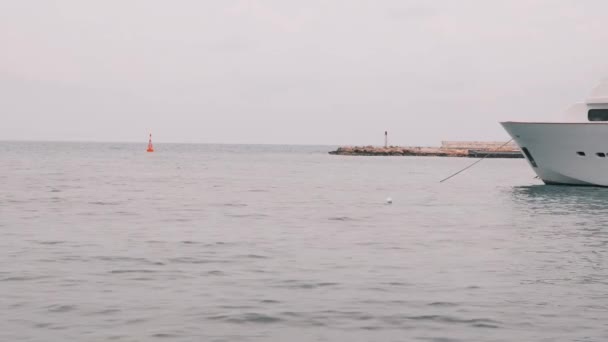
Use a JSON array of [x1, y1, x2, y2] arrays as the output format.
[[384, 131, 388, 148]]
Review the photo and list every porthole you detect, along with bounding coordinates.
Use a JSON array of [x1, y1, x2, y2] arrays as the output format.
[[598, 153, 606, 158], [577, 151, 586, 156]]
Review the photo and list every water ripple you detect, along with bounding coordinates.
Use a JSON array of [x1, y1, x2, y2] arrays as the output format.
[[47, 305, 76, 313], [1, 275, 50, 282], [109, 269, 158, 274], [209, 313, 283, 324]]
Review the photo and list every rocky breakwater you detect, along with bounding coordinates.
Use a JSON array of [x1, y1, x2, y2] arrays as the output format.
[[329, 146, 470, 157], [329, 143, 523, 158]]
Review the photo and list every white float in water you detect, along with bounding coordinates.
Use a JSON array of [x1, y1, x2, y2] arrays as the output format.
[[386, 197, 393, 204]]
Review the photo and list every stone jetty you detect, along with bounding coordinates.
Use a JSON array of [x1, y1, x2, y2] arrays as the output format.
[[329, 141, 523, 158]]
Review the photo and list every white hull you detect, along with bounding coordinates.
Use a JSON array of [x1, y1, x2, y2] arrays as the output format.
[[501, 122, 608, 186]]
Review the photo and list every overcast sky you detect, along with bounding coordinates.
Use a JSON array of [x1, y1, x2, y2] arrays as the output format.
[[1, 0, 608, 145]]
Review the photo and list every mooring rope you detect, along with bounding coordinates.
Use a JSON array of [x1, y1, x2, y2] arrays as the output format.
[[439, 138, 515, 183]]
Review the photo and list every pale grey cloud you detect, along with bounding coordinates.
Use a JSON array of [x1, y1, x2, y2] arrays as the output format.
[[2, 0, 608, 145]]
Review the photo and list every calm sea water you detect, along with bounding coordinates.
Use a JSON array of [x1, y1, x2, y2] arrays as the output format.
[[1, 142, 607, 341]]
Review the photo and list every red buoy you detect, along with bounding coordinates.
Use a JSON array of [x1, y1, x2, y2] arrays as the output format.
[[147, 133, 154, 152]]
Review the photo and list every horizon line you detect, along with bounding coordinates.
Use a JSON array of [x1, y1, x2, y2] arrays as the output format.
[[0, 138, 343, 147]]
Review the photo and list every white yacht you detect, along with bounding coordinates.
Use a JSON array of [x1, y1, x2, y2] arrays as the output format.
[[502, 81, 608, 186]]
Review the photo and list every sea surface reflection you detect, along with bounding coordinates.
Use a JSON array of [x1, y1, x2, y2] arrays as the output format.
[[2, 142, 607, 341]]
